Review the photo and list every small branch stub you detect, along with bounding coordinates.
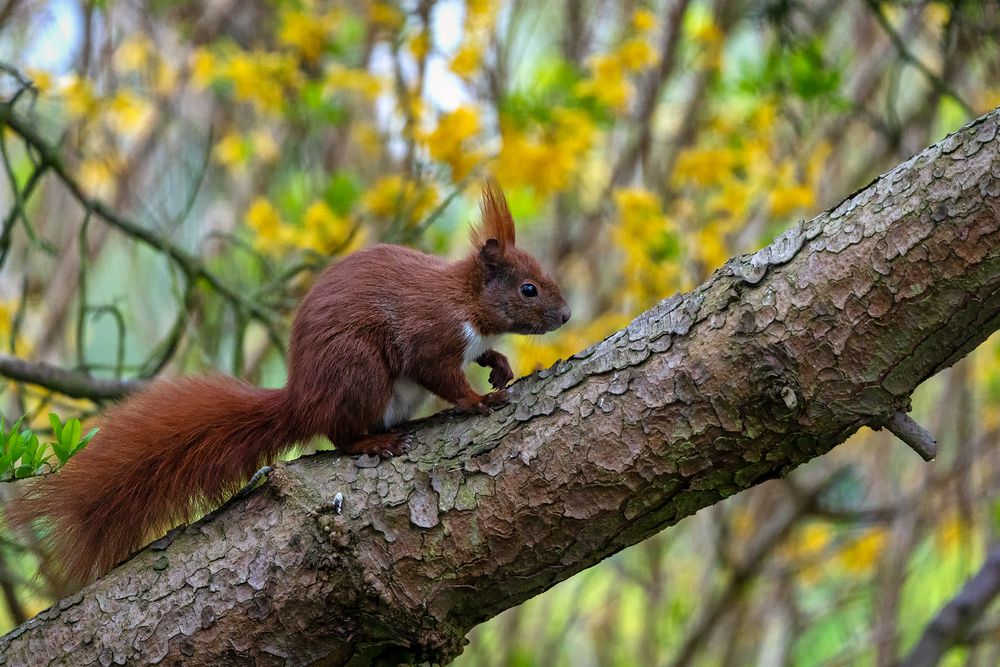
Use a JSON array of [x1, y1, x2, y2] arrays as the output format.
[[886, 411, 938, 461]]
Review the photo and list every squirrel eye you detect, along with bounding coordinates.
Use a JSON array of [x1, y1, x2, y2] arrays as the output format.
[[520, 283, 538, 298]]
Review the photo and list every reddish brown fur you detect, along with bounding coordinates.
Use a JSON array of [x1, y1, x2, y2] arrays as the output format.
[[6, 184, 570, 588], [470, 180, 516, 251]]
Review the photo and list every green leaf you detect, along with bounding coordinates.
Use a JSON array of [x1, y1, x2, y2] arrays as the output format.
[[324, 171, 362, 216], [67, 418, 82, 449], [21, 431, 38, 462], [51, 438, 70, 465], [49, 413, 63, 442], [7, 416, 24, 440], [77, 427, 99, 451], [6, 430, 23, 463], [14, 464, 34, 479]]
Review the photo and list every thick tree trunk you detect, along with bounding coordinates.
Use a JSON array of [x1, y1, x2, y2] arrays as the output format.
[[4, 108, 1000, 666]]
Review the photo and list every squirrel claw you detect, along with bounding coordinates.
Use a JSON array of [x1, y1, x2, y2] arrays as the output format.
[[481, 389, 509, 410], [351, 432, 410, 459]]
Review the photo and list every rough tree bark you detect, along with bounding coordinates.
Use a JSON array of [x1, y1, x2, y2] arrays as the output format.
[[3, 108, 1000, 666]]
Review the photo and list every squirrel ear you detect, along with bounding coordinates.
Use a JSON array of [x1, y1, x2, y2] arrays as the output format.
[[478, 238, 503, 281]]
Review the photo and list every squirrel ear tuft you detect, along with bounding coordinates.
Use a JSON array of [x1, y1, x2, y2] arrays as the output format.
[[478, 238, 503, 281], [470, 179, 516, 252]]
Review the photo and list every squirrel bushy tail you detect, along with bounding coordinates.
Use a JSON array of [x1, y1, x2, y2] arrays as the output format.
[[6, 375, 300, 587]]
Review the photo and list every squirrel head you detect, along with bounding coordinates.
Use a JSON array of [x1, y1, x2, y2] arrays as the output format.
[[469, 181, 571, 335]]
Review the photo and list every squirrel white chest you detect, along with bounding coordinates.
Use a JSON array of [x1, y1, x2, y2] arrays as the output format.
[[382, 378, 427, 429], [461, 322, 500, 365], [382, 322, 500, 429]]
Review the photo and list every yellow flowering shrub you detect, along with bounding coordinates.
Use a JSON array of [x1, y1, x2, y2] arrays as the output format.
[[575, 22, 658, 112], [613, 188, 685, 310], [421, 106, 483, 181], [495, 108, 597, 195], [362, 175, 439, 226], [278, 8, 339, 63]]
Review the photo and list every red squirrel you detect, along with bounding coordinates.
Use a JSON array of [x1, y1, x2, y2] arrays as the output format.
[[7, 182, 570, 587]]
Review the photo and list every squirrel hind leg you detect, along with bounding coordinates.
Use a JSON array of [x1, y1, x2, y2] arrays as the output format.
[[338, 431, 412, 458]]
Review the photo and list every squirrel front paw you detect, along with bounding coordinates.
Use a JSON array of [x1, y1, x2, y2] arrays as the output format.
[[477, 351, 514, 390], [482, 389, 509, 409], [457, 389, 509, 414]]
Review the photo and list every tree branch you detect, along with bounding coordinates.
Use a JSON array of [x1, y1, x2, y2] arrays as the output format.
[[0, 354, 144, 401], [4, 107, 1000, 665], [0, 100, 287, 355]]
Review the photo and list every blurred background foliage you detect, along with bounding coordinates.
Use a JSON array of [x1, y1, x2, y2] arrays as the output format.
[[0, 0, 999, 664]]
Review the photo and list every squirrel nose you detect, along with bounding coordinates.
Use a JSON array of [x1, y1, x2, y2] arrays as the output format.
[[558, 305, 571, 324]]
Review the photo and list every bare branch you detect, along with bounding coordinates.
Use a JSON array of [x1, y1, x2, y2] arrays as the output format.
[[0, 355, 143, 401]]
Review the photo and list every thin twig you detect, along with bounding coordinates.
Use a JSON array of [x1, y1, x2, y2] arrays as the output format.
[[864, 0, 974, 117]]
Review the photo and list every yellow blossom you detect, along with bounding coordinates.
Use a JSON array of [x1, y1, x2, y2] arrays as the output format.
[[0, 300, 31, 356], [690, 17, 724, 47], [618, 38, 657, 71], [977, 89, 1000, 115], [466, 0, 494, 23], [408, 31, 431, 60], [325, 64, 383, 100], [190, 49, 218, 89], [784, 523, 832, 583], [402, 89, 427, 126], [924, 2, 950, 30], [837, 530, 887, 574], [615, 188, 665, 226], [422, 106, 482, 181], [107, 91, 154, 137], [79, 157, 120, 199], [214, 133, 249, 170], [353, 122, 382, 157], [709, 180, 752, 219], [936, 515, 971, 553], [632, 8, 657, 32], [114, 35, 153, 73], [279, 9, 338, 63], [769, 184, 815, 217], [299, 201, 355, 254], [362, 175, 438, 224], [494, 108, 597, 195], [246, 197, 294, 248], [789, 523, 832, 558], [751, 102, 777, 134], [223, 50, 302, 115], [613, 187, 683, 305], [696, 224, 730, 272], [250, 130, 279, 163], [674, 147, 734, 187], [576, 54, 631, 111], [63, 76, 98, 120], [154, 61, 178, 95], [369, 1, 404, 30], [450, 42, 482, 79], [26, 68, 52, 95]]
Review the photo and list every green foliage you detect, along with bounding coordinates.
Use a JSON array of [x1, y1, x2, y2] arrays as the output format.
[[738, 37, 847, 107], [0, 413, 97, 481]]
